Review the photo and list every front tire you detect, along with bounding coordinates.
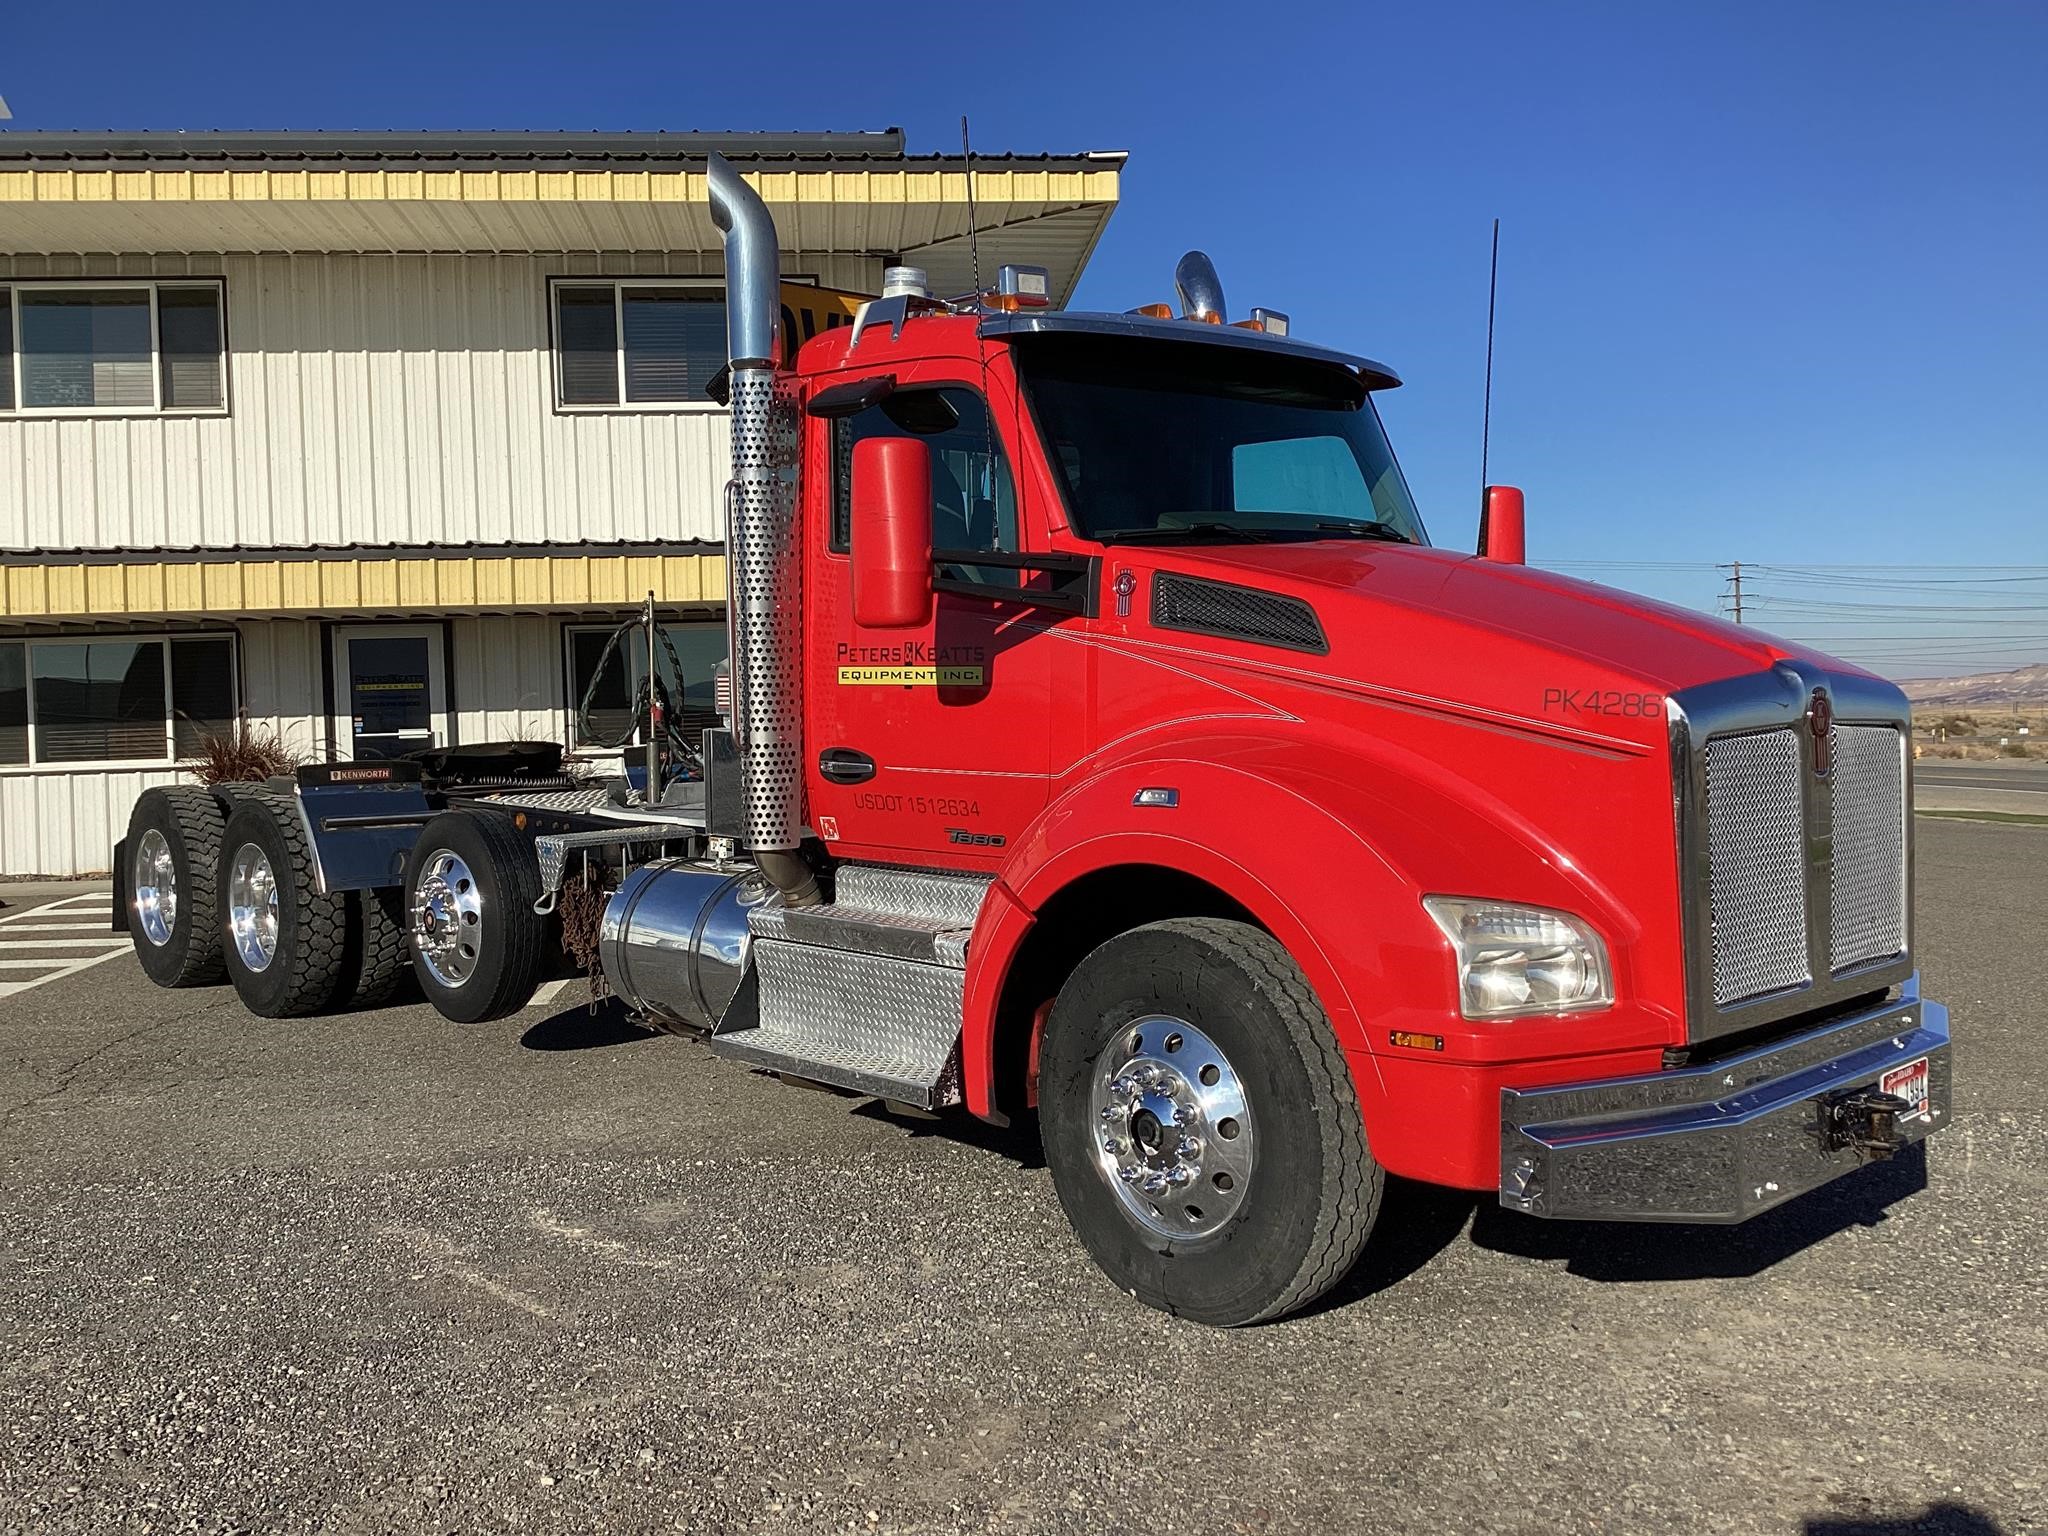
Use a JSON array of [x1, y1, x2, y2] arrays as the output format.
[[126, 787, 227, 987], [402, 812, 547, 1024], [1040, 917, 1382, 1326], [217, 794, 349, 1018]]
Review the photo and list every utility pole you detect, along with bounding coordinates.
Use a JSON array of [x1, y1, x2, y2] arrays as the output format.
[[1719, 561, 1745, 623]]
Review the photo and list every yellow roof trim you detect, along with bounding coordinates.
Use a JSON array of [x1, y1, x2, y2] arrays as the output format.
[[0, 166, 1120, 210], [0, 553, 729, 621]]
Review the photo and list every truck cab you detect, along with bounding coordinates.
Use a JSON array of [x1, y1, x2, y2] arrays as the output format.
[[673, 146, 1949, 1323]]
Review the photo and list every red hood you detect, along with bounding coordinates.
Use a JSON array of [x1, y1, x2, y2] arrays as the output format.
[[1159, 541, 1861, 693], [1106, 541, 1886, 761]]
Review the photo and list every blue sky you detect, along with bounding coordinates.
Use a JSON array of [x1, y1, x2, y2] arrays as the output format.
[[6, 1, 2044, 674]]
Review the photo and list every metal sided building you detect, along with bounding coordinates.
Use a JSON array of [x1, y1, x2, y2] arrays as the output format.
[[0, 130, 1122, 876]]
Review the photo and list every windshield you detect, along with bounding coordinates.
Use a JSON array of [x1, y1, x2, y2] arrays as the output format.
[[1014, 333, 1427, 546]]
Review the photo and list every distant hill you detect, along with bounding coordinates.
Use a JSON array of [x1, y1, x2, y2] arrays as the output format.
[[1899, 662, 2048, 708]]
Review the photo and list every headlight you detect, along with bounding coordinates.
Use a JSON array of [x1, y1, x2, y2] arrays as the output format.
[[1421, 897, 1614, 1019]]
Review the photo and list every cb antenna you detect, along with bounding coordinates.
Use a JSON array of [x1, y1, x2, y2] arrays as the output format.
[[960, 114, 985, 297], [961, 115, 1000, 525], [1480, 217, 1500, 498]]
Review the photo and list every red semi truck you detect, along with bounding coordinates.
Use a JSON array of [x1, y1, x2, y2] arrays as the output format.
[[123, 154, 1950, 1324]]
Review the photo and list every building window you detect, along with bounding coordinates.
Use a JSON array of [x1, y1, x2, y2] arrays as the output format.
[[550, 279, 725, 410], [0, 280, 226, 417], [565, 622, 727, 748], [0, 633, 237, 767]]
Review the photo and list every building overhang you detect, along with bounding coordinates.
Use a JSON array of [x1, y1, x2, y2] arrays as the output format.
[[0, 134, 1124, 303], [0, 546, 731, 623]]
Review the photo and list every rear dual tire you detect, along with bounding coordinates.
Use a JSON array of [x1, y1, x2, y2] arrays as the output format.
[[211, 793, 412, 1018], [126, 787, 228, 988], [218, 794, 349, 1018], [402, 811, 549, 1024]]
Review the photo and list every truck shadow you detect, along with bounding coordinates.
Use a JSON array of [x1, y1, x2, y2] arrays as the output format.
[[519, 997, 664, 1051], [1467, 1142, 1929, 1283], [852, 1100, 1049, 1171], [1802, 1503, 2009, 1535], [1312, 1143, 1929, 1312]]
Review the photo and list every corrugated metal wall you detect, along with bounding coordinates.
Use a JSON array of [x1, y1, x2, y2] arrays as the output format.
[[0, 766, 187, 880], [0, 611, 722, 876], [0, 249, 881, 553]]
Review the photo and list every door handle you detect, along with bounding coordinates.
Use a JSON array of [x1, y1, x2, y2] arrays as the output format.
[[817, 748, 876, 785]]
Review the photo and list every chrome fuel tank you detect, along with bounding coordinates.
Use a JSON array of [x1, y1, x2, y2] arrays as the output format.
[[597, 859, 779, 1029]]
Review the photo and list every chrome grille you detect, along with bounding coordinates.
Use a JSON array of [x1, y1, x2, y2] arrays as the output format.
[[1703, 729, 1810, 1006], [1830, 725, 1908, 972]]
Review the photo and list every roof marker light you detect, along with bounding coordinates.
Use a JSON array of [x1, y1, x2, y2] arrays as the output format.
[[985, 264, 1052, 311], [1232, 308, 1290, 336], [880, 266, 930, 300], [1128, 303, 1174, 319]]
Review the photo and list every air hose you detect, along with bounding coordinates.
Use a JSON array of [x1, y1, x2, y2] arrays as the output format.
[[573, 617, 704, 787]]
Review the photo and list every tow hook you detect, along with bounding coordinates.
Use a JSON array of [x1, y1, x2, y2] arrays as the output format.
[[1816, 1088, 1912, 1161]]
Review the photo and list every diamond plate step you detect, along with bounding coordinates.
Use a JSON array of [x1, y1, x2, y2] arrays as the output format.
[[707, 938, 964, 1108], [832, 864, 993, 926], [749, 902, 969, 968]]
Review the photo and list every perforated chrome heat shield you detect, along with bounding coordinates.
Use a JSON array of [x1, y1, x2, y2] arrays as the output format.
[[725, 365, 805, 854]]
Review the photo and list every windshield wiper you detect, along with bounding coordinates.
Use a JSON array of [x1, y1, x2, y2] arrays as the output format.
[[1098, 518, 1415, 546], [1097, 521, 1285, 544], [1310, 520, 1414, 544]]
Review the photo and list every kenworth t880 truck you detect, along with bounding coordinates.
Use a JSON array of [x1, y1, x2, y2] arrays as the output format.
[[121, 154, 1950, 1325]]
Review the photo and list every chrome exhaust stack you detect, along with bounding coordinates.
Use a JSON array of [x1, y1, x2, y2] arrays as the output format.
[[707, 152, 818, 905], [1174, 251, 1227, 325]]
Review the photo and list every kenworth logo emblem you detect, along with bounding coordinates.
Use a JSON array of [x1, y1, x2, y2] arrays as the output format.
[[1808, 688, 1834, 778]]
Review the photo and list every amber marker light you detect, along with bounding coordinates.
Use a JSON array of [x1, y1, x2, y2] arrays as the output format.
[[1389, 1031, 1446, 1052]]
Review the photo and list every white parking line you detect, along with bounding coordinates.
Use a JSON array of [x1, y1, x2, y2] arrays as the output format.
[[0, 947, 131, 997], [0, 904, 111, 925], [0, 935, 141, 950], [0, 893, 129, 999], [528, 977, 574, 1010]]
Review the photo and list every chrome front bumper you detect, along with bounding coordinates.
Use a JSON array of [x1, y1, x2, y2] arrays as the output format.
[[1499, 981, 1950, 1222]]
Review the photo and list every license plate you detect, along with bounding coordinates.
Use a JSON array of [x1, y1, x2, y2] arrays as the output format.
[[1880, 1057, 1931, 1123]]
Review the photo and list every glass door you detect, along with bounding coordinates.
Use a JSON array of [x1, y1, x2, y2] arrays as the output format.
[[331, 625, 448, 760]]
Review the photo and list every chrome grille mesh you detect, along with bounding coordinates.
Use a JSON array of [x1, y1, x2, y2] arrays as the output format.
[[1830, 725, 1908, 972], [1704, 729, 1811, 1006]]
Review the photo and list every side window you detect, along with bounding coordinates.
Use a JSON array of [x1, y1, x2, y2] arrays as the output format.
[[832, 386, 1020, 587]]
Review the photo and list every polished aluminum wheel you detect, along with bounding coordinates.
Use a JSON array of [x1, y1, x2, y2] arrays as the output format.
[[410, 849, 482, 989], [1090, 1016, 1254, 1239], [226, 843, 280, 973], [133, 828, 177, 947]]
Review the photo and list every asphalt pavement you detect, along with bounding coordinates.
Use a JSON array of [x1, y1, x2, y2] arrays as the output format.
[[1, 818, 2043, 1536]]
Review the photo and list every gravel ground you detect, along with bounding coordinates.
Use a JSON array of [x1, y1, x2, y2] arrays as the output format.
[[1, 817, 2042, 1536]]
